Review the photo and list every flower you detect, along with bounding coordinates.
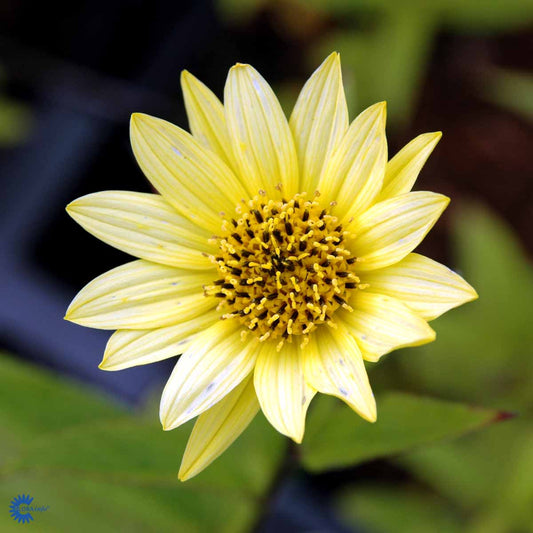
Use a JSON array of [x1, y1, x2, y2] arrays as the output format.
[[65, 53, 477, 480]]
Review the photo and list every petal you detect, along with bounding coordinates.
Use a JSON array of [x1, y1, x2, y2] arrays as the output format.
[[160, 319, 258, 430], [179, 374, 259, 481], [339, 290, 435, 362], [318, 102, 387, 220], [224, 63, 299, 198], [360, 253, 478, 321], [305, 324, 376, 422], [254, 341, 316, 443], [348, 191, 449, 272], [289, 52, 349, 194], [378, 132, 442, 201], [66, 191, 213, 269], [65, 260, 215, 329], [130, 113, 249, 234], [181, 70, 236, 169], [100, 310, 220, 371]]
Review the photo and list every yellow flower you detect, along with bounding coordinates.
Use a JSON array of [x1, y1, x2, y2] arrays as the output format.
[[65, 53, 477, 481]]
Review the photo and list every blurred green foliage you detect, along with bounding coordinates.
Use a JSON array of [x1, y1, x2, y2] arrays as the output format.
[[336, 205, 533, 533], [0, 355, 285, 532], [217, 0, 533, 126]]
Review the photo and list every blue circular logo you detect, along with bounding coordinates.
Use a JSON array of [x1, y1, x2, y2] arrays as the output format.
[[9, 494, 34, 524]]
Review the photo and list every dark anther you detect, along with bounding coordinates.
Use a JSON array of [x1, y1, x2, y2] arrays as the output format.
[[231, 232, 242, 244], [231, 218, 238, 227], [306, 310, 314, 321], [294, 200, 300, 209], [262, 230, 270, 243], [333, 295, 346, 305], [319, 237, 327, 244], [324, 277, 332, 284], [277, 302, 287, 313], [215, 256, 223, 262], [273, 229, 283, 243], [214, 279, 224, 285], [231, 267, 242, 276], [246, 229, 254, 239], [304, 295, 312, 303], [253, 297, 262, 304], [299, 241, 306, 252], [214, 292, 226, 298], [282, 331, 289, 338], [338, 271, 349, 277], [250, 323, 258, 331], [347, 257, 357, 264], [253, 209, 264, 223], [285, 221, 293, 235], [227, 298, 236, 305], [345, 282, 357, 289], [270, 318, 280, 329], [321, 259, 331, 267], [302, 209, 309, 221], [267, 292, 278, 300], [271, 208, 279, 215], [290, 310, 298, 321], [257, 310, 268, 320], [222, 283, 233, 289], [230, 253, 241, 260], [319, 209, 326, 219], [334, 225, 342, 232], [255, 280, 266, 287], [235, 291, 249, 298], [241, 250, 252, 258], [239, 279, 248, 285]]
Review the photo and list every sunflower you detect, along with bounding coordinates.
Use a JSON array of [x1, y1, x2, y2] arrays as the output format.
[[65, 53, 477, 480]]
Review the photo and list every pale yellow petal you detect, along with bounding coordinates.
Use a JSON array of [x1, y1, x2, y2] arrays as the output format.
[[318, 102, 387, 220], [289, 52, 349, 194], [360, 253, 478, 321], [339, 290, 435, 362], [179, 375, 259, 481], [348, 191, 449, 272], [130, 113, 248, 234], [254, 341, 316, 443], [224, 63, 299, 198], [160, 320, 258, 430], [181, 70, 235, 169], [66, 191, 213, 269], [378, 132, 442, 201], [305, 324, 376, 422], [65, 260, 215, 329], [100, 310, 220, 371]]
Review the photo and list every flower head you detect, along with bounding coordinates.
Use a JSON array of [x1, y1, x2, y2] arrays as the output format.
[[65, 53, 477, 480]]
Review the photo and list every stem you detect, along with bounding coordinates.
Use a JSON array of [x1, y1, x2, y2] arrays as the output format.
[[250, 438, 299, 532]]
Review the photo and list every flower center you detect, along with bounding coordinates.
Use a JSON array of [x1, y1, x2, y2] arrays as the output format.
[[206, 192, 359, 349]]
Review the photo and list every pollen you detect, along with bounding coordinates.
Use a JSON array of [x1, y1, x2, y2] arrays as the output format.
[[205, 192, 361, 347]]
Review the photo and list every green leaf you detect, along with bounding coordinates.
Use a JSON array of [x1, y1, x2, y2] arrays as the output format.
[[0, 353, 285, 532], [0, 353, 125, 464], [336, 484, 463, 533], [301, 392, 502, 472]]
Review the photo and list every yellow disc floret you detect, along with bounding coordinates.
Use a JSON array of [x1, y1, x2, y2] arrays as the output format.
[[206, 191, 360, 348]]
